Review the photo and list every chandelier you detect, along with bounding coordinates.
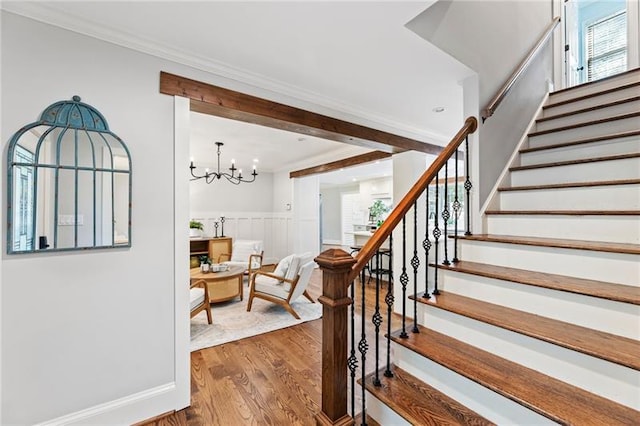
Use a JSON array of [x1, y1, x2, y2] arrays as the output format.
[[189, 141, 258, 185]]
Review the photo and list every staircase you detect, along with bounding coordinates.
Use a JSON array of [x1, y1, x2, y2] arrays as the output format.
[[364, 69, 640, 425]]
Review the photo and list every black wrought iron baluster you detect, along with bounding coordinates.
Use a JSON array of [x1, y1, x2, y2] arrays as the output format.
[[399, 216, 409, 338], [433, 173, 441, 295], [348, 278, 358, 420], [465, 135, 473, 236], [359, 266, 368, 425], [411, 202, 420, 333], [422, 184, 431, 299], [443, 161, 450, 265], [384, 235, 394, 378], [372, 250, 382, 387], [453, 149, 461, 263]]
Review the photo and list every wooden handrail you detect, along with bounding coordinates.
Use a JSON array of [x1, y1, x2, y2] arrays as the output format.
[[348, 116, 478, 283], [482, 16, 560, 121]]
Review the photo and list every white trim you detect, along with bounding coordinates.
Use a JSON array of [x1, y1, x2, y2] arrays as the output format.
[[628, 0, 640, 70], [552, 0, 564, 90], [479, 93, 549, 214], [173, 96, 191, 410], [0, 2, 449, 146], [34, 383, 176, 426], [322, 239, 342, 246]]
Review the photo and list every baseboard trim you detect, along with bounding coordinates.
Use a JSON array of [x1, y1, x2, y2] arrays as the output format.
[[132, 409, 176, 426], [35, 383, 176, 426], [322, 239, 343, 246]]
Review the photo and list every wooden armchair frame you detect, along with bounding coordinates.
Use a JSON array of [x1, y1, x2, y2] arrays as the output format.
[[218, 251, 264, 276], [246, 262, 315, 319], [190, 279, 212, 324]]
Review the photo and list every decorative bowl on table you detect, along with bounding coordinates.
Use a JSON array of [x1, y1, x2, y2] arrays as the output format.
[[210, 264, 229, 272]]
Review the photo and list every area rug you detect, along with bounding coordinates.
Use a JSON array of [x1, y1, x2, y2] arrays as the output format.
[[190, 298, 323, 352]]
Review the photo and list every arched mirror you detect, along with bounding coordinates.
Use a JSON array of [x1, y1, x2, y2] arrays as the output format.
[[7, 96, 132, 253]]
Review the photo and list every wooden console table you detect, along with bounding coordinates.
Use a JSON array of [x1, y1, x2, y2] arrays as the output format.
[[190, 265, 244, 303], [190, 237, 232, 266]]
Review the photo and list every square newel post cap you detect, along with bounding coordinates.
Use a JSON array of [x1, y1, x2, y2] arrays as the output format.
[[315, 249, 356, 273]]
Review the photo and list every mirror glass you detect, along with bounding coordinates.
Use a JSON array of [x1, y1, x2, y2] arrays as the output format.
[[7, 97, 132, 253]]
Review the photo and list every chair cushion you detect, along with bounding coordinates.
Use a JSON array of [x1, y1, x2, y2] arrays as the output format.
[[254, 278, 290, 300], [230, 240, 262, 262], [273, 254, 295, 280], [190, 287, 205, 311]]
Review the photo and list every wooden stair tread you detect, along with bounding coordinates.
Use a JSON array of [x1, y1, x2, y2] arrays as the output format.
[[537, 95, 640, 123], [498, 179, 640, 192], [545, 80, 640, 109], [520, 130, 640, 154], [528, 111, 640, 137], [390, 325, 640, 425], [417, 292, 640, 370], [510, 152, 640, 171], [485, 209, 640, 216], [548, 68, 640, 96], [434, 260, 640, 305], [362, 366, 494, 426], [456, 234, 640, 255]]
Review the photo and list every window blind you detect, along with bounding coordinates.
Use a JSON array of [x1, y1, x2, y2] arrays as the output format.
[[587, 10, 627, 82]]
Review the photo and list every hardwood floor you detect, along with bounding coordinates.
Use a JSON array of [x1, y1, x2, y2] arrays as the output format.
[[140, 268, 395, 426]]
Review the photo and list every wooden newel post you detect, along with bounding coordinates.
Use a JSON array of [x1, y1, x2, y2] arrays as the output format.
[[315, 249, 356, 426]]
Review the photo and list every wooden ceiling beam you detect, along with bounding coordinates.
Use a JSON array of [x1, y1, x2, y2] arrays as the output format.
[[289, 151, 392, 178], [160, 71, 444, 155]]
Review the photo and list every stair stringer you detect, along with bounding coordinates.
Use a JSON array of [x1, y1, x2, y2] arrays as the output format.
[[480, 93, 549, 215]]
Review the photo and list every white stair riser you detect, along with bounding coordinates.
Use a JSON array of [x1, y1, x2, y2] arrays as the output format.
[[394, 345, 554, 425], [520, 136, 640, 165], [365, 394, 411, 426], [459, 239, 640, 286], [510, 157, 640, 186], [546, 71, 640, 105], [439, 271, 640, 339], [418, 308, 640, 410], [486, 214, 640, 244], [499, 184, 640, 210], [544, 88, 640, 117], [528, 116, 640, 148], [536, 99, 640, 132]]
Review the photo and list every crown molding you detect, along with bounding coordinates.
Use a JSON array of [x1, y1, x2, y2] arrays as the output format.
[[1, 3, 449, 145]]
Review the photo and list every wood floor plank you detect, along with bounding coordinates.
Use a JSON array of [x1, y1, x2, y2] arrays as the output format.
[[362, 366, 494, 425], [390, 325, 640, 425], [456, 234, 640, 255], [434, 260, 640, 305], [417, 292, 640, 370]]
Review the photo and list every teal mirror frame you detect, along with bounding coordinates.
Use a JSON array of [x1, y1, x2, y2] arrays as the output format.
[[6, 96, 132, 254]]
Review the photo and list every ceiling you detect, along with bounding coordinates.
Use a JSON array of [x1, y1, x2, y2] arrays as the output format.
[[3, 1, 474, 184]]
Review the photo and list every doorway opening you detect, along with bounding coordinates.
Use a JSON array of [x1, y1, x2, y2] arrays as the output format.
[[564, 0, 629, 87]]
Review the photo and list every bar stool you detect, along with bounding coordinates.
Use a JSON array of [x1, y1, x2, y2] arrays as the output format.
[[349, 245, 371, 282], [369, 247, 392, 287]]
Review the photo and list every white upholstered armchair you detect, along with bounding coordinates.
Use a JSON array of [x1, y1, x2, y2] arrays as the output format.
[[246, 252, 315, 319], [218, 239, 264, 277]]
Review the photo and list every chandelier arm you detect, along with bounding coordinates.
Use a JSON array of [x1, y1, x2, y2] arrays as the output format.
[[190, 141, 257, 185]]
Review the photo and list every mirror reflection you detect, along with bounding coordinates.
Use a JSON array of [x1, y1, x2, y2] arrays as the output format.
[[7, 96, 132, 253]]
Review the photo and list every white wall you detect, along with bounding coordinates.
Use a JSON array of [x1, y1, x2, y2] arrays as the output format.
[[407, 0, 553, 109], [0, 11, 305, 425], [320, 183, 359, 244], [190, 171, 274, 213], [408, 0, 554, 208], [1, 12, 182, 425]]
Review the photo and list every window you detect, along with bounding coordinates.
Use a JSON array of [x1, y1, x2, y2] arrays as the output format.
[[586, 10, 627, 82]]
